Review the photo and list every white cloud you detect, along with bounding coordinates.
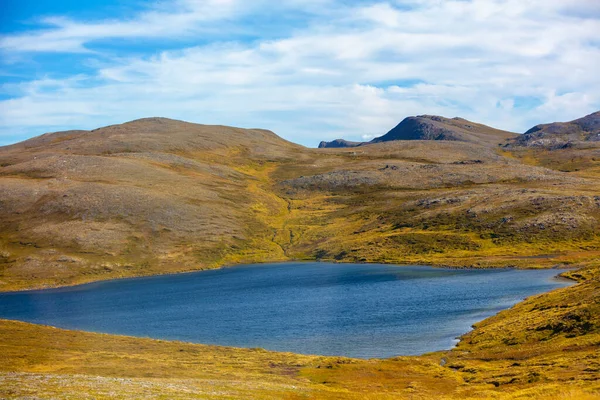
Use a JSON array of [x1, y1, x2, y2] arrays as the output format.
[[1, 0, 599, 146], [0, 0, 246, 53]]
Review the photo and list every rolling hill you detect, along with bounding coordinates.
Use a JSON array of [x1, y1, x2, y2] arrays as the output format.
[[0, 118, 306, 290], [1, 114, 599, 291]]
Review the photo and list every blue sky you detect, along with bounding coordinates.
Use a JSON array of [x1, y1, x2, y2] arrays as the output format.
[[1, 0, 599, 147]]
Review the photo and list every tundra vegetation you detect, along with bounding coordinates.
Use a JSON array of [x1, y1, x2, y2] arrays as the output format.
[[0, 113, 599, 398]]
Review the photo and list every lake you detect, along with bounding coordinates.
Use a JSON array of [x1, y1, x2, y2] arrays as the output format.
[[0, 262, 571, 358]]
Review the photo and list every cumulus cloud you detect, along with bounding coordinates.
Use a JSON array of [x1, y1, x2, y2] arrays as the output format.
[[1, 0, 599, 146]]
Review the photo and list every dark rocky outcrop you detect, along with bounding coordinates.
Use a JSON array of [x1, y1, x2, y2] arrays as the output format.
[[318, 139, 361, 148], [511, 111, 600, 149]]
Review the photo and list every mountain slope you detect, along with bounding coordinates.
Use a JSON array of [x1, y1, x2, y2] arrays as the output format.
[[318, 139, 361, 148], [318, 115, 517, 148], [1, 116, 600, 292], [2, 117, 300, 159], [510, 111, 600, 149], [502, 111, 600, 176], [0, 118, 306, 290], [371, 115, 517, 146]]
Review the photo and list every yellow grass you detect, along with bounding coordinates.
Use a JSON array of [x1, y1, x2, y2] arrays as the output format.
[[1, 264, 598, 399]]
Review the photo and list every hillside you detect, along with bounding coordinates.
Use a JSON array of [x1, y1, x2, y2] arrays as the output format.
[[277, 140, 599, 271], [372, 115, 517, 146], [510, 111, 600, 149], [0, 118, 307, 290], [501, 111, 600, 178], [318, 139, 361, 148], [1, 115, 599, 291], [318, 115, 517, 148]]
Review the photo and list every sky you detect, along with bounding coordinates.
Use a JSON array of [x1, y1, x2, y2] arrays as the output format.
[[1, 0, 599, 147]]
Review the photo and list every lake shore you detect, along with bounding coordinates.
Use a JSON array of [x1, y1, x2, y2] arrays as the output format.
[[1, 263, 598, 399], [0, 255, 582, 294], [0, 263, 573, 358]]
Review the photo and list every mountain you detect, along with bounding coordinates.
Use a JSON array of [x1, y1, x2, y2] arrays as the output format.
[[371, 115, 517, 146], [1, 115, 599, 292], [318, 115, 517, 148], [510, 111, 600, 149], [318, 139, 361, 148]]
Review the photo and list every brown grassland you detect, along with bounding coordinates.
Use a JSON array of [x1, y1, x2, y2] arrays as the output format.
[[0, 117, 599, 398], [0, 264, 598, 399]]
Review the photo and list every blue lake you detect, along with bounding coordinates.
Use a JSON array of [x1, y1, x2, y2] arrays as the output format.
[[0, 262, 571, 358]]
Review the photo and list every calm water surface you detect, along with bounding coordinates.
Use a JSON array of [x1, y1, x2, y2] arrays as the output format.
[[0, 263, 571, 358]]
